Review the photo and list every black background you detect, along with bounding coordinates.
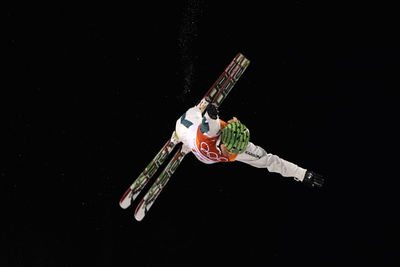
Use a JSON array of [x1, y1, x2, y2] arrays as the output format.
[[4, 1, 398, 266]]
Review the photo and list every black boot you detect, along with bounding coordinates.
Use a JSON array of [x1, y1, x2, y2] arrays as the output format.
[[303, 171, 325, 188]]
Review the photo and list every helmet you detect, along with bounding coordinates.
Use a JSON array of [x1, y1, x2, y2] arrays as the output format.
[[221, 122, 250, 154]]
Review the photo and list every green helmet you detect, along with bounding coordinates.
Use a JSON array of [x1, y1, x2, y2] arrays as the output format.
[[221, 122, 250, 154]]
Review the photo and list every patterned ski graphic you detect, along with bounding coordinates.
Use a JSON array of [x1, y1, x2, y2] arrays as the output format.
[[134, 146, 189, 221], [119, 139, 177, 209], [204, 53, 250, 107]]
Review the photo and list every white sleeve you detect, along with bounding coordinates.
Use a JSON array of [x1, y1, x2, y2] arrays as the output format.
[[235, 142, 307, 181]]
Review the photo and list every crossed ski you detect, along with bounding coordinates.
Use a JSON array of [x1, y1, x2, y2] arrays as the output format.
[[119, 53, 250, 221]]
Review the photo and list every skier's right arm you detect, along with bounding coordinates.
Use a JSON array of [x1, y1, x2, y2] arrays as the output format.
[[235, 142, 307, 182], [236, 143, 325, 187]]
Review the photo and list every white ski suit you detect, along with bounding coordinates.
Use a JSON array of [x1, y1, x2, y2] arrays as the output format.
[[175, 106, 307, 181]]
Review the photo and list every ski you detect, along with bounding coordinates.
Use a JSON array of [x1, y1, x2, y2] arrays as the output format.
[[203, 53, 250, 108], [120, 53, 250, 220], [134, 145, 190, 221], [132, 53, 250, 220], [119, 137, 178, 209]]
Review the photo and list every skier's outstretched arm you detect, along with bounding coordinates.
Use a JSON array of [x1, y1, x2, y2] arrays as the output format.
[[235, 142, 324, 187]]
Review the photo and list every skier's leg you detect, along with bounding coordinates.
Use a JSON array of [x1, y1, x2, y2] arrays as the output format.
[[175, 106, 202, 146]]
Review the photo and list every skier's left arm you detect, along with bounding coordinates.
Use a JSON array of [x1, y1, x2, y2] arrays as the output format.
[[235, 142, 324, 187]]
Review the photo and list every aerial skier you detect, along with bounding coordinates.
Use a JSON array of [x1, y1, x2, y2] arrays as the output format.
[[120, 53, 324, 221]]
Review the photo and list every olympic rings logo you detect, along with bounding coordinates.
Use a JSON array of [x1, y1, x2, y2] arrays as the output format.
[[200, 142, 229, 162]]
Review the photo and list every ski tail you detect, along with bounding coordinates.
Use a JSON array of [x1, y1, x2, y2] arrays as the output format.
[[134, 145, 190, 221], [119, 135, 179, 209]]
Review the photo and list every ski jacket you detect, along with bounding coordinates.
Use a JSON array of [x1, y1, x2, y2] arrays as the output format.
[[193, 117, 237, 163], [194, 110, 307, 181]]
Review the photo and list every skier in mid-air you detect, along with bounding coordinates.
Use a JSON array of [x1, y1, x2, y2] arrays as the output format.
[[120, 53, 324, 221], [172, 98, 324, 187]]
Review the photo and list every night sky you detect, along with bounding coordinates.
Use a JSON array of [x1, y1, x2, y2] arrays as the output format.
[[4, 2, 398, 266]]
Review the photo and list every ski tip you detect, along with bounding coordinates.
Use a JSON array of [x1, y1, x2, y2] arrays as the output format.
[[134, 213, 144, 222], [237, 53, 250, 67], [119, 188, 132, 209], [134, 199, 146, 221]]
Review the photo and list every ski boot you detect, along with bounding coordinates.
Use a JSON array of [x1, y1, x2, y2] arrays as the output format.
[[303, 171, 325, 188]]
